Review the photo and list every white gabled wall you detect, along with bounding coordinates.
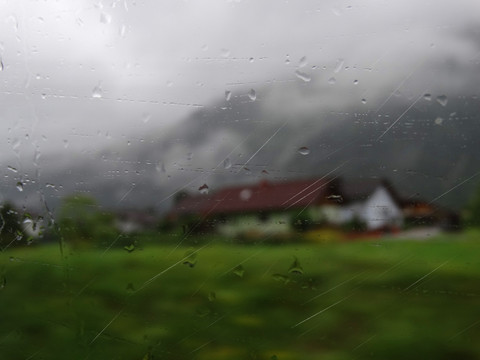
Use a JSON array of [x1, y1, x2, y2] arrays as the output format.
[[361, 186, 403, 229], [334, 186, 403, 230]]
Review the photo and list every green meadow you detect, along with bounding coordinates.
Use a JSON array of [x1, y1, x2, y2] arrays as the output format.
[[1, 231, 480, 360]]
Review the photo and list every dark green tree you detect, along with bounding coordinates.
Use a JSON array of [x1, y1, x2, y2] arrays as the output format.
[[57, 195, 118, 248]]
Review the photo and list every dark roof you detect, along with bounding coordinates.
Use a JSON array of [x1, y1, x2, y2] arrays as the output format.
[[170, 178, 338, 217], [338, 178, 402, 204]]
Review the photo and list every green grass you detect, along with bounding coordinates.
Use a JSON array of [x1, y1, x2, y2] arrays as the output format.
[[1, 231, 480, 359]]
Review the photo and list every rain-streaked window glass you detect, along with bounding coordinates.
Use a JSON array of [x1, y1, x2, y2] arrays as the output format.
[[1, 1, 480, 359]]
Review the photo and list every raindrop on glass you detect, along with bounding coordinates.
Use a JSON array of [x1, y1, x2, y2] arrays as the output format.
[[353, 79, 359, 85], [434, 117, 444, 125], [299, 56, 307, 68], [0, 58, 3, 71], [126, 283, 135, 292], [198, 183, 209, 194], [208, 291, 216, 302], [119, 24, 126, 38], [225, 90, 232, 101], [361, 98, 367, 104], [16, 181, 23, 192], [142, 113, 151, 123], [248, 89, 256, 101], [221, 48, 230, 58], [223, 158, 232, 169], [233, 265, 245, 278], [92, 84, 103, 98], [436, 95, 448, 107], [100, 12, 112, 24], [7, 166, 18, 173], [423, 93, 432, 101], [297, 147, 310, 155], [124, 244, 135, 253], [334, 58, 344, 73], [249, 57, 254, 63], [239, 189, 252, 201], [288, 257, 304, 275], [328, 77, 336, 85], [272, 273, 289, 284], [183, 248, 197, 268], [295, 70, 311, 82]]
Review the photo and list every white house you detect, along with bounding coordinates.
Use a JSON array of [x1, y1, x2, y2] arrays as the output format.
[[324, 179, 404, 230]]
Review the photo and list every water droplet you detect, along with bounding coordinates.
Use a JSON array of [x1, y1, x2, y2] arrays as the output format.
[[183, 248, 197, 268], [361, 98, 367, 104], [208, 291, 216, 302], [16, 181, 23, 192], [119, 24, 126, 38], [353, 79, 359, 85], [297, 147, 310, 155], [261, 169, 269, 175], [198, 183, 209, 194], [0, 58, 3, 71], [124, 244, 135, 252], [7, 166, 18, 173], [288, 257, 304, 275], [334, 58, 344, 73], [434, 117, 444, 125], [295, 70, 311, 82], [326, 194, 343, 203], [11, 139, 20, 153], [328, 77, 336, 85], [142, 113, 151, 123], [225, 90, 232, 101], [92, 84, 103, 98], [41, 93, 46, 99], [248, 89, 256, 101], [233, 265, 244, 278], [63, 140, 69, 149], [100, 12, 112, 24], [299, 56, 307, 68], [223, 158, 232, 169], [126, 282, 135, 292], [436, 95, 448, 107], [332, 7, 342, 16], [272, 273, 289, 284], [249, 57, 254, 63], [239, 189, 252, 201], [221, 48, 230, 58], [423, 93, 432, 101]]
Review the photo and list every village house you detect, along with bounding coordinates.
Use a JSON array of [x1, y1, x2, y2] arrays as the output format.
[[168, 177, 407, 236]]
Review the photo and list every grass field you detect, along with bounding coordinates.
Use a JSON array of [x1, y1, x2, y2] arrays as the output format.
[[1, 231, 480, 360]]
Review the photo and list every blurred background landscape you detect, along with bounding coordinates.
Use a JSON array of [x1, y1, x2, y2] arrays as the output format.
[[1, 1, 480, 359]]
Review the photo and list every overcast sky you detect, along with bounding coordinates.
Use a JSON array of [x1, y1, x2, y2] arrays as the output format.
[[1, 0, 479, 184]]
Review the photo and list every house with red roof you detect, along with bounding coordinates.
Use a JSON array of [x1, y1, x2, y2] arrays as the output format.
[[168, 176, 406, 237]]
